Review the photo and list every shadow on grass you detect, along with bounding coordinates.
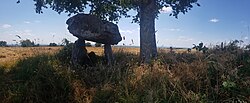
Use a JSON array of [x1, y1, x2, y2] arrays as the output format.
[[0, 55, 73, 103], [0, 45, 249, 102]]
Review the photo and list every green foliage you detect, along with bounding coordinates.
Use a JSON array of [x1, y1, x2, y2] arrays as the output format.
[[2, 42, 250, 102], [61, 38, 70, 46], [49, 42, 57, 46], [222, 80, 236, 89], [28, 0, 199, 22], [0, 41, 7, 47], [56, 43, 74, 65], [26, 0, 200, 63], [236, 51, 250, 78], [193, 42, 208, 53], [95, 42, 102, 47], [0, 55, 73, 103], [225, 40, 243, 51], [20, 39, 35, 47]]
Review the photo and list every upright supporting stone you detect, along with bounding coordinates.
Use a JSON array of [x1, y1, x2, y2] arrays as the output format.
[[67, 14, 122, 66], [104, 44, 113, 66], [71, 38, 89, 66]]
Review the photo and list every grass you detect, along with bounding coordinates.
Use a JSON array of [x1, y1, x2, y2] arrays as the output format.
[[0, 44, 249, 103]]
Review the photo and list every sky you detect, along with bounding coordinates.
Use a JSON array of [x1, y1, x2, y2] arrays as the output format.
[[0, 0, 250, 48]]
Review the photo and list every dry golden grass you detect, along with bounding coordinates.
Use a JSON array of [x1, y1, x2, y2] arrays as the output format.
[[87, 47, 141, 55], [0, 47, 61, 67], [0, 46, 189, 68]]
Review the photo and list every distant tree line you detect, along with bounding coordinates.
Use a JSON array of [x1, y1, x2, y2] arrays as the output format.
[[0, 41, 7, 47], [20, 39, 37, 47], [85, 42, 103, 47]]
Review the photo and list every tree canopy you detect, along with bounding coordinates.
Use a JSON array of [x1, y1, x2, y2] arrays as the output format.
[[21, 0, 199, 63], [22, 0, 199, 22]]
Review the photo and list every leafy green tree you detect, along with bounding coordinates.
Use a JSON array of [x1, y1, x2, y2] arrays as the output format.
[[61, 38, 70, 46], [0, 41, 7, 47], [49, 43, 57, 46], [25, 0, 199, 63], [20, 39, 35, 47]]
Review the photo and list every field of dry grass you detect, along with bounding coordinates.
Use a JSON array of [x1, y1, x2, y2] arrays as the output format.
[[0, 46, 188, 67], [0, 47, 61, 67]]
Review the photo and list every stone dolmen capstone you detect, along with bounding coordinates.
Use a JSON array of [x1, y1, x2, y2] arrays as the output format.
[[66, 14, 122, 45], [67, 14, 122, 66]]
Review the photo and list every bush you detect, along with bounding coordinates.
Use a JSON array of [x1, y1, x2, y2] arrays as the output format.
[[61, 38, 70, 46], [49, 43, 57, 46], [0, 55, 73, 103], [56, 43, 73, 65], [193, 42, 208, 53], [0, 41, 7, 47], [1, 41, 250, 102], [20, 39, 35, 47]]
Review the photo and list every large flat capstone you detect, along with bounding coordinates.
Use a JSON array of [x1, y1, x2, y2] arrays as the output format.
[[66, 14, 122, 45]]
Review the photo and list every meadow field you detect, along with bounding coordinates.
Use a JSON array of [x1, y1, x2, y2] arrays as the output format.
[[0, 44, 249, 103], [0, 46, 187, 67]]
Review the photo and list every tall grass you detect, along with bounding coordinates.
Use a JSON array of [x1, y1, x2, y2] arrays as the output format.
[[0, 55, 73, 103], [0, 42, 249, 102]]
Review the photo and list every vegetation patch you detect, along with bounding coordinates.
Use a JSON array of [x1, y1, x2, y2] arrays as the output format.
[[0, 41, 250, 102]]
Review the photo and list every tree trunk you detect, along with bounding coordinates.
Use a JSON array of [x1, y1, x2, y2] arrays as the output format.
[[140, 0, 157, 63]]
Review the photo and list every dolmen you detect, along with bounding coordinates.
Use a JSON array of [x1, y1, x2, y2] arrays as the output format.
[[66, 13, 122, 66]]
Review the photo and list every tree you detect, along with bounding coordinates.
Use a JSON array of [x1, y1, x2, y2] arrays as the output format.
[[20, 39, 35, 47], [0, 41, 7, 47], [49, 43, 57, 46], [26, 0, 199, 63], [61, 38, 70, 46]]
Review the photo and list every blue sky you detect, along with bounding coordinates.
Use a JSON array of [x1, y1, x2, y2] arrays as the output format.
[[0, 0, 250, 47]]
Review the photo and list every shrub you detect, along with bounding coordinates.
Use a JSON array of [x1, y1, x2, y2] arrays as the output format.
[[20, 39, 35, 47], [49, 43, 57, 46], [0, 55, 73, 103], [56, 43, 73, 65], [1, 41, 250, 102], [61, 38, 70, 46], [0, 41, 7, 47], [193, 42, 208, 53]]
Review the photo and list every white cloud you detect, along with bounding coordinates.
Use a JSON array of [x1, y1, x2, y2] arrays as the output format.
[[24, 29, 32, 33], [24, 21, 31, 24], [2, 24, 12, 28], [210, 18, 219, 23], [161, 6, 173, 13], [159, 36, 196, 47], [14, 29, 32, 36], [168, 28, 181, 31], [244, 36, 248, 40], [177, 36, 194, 42]]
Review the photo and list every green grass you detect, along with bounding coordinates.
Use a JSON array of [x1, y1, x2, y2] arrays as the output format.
[[0, 43, 250, 103]]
